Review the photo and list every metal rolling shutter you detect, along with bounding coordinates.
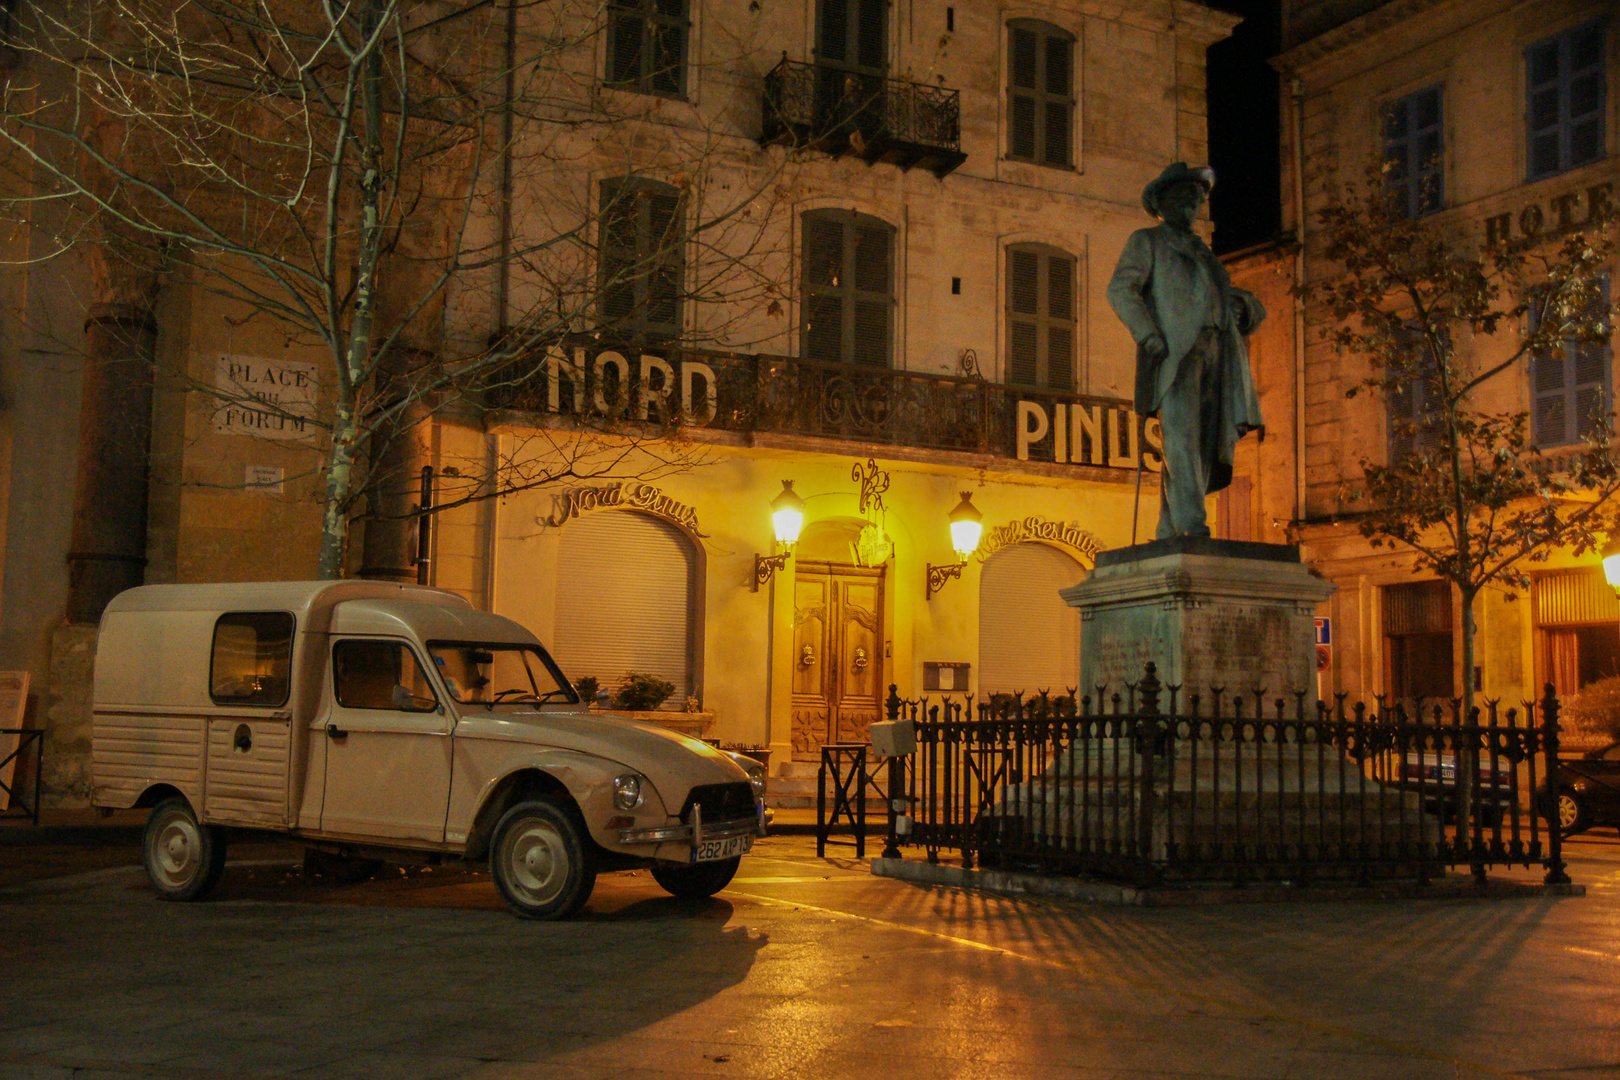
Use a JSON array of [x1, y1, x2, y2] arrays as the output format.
[[552, 510, 695, 706], [978, 542, 1083, 696]]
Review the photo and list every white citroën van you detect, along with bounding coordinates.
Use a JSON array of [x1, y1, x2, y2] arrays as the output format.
[[90, 581, 766, 919]]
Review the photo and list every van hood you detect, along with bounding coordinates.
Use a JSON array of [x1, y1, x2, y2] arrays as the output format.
[[454, 707, 749, 810]]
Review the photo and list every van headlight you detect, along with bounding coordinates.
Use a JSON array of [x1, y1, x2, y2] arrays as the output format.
[[612, 773, 645, 810], [745, 764, 766, 800]]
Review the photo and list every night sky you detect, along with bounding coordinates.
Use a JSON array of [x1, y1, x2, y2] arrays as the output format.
[[1206, 0, 1283, 254]]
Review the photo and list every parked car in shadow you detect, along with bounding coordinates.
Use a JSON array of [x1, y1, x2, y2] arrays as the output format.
[[1397, 750, 1511, 826], [1538, 742, 1620, 835]]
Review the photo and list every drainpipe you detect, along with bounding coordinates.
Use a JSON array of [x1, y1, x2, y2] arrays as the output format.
[[1291, 77, 1307, 528], [496, 0, 517, 342]]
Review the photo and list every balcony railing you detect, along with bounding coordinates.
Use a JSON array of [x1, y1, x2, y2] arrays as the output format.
[[760, 58, 966, 178], [486, 347, 1144, 472]]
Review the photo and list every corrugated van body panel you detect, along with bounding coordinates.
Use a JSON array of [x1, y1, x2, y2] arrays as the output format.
[[205, 720, 290, 825], [91, 712, 205, 807]]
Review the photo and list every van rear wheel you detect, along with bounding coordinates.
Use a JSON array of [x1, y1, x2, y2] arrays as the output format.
[[651, 856, 740, 899], [489, 798, 596, 920], [143, 797, 227, 901]]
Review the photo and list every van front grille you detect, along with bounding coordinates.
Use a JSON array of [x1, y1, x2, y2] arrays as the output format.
[[679, 782, 756, 823]]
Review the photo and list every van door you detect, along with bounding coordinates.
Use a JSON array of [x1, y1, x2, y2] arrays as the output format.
[[319, 637, 451, 842]]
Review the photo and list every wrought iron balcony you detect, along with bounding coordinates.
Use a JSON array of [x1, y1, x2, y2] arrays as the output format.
[[760, 58, 966, 178], [487, 347, 1138, 471]]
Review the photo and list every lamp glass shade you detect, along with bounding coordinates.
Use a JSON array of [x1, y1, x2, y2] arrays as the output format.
[[1605, 551, 1620, 591], [771, 481, 805, 547], [947, 491, 983, 559]]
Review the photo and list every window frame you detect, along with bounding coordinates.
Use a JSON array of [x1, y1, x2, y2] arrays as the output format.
[[597, 176, 685, 348], [1381, 83, 1444, 219], [604, 0, 690, 99], [1525, 18, 1607, 182], [1004, 242, 1077, 392], [1005, 18, 1076, 169], [331, 637, 442, 714], [800, 208, 896, 368], [1531, 274, 1612, 449], [208, 611, 295, 708]]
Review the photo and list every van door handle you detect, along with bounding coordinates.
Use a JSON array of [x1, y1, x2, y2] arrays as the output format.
[[327, 724, 348, 740]]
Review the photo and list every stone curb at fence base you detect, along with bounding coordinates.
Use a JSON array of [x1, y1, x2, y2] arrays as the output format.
[[870, 857, 1586, 906]]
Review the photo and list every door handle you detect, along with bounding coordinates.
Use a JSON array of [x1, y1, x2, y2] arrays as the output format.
[[853, 647, 868, 672], [327, 724, 348, 740]]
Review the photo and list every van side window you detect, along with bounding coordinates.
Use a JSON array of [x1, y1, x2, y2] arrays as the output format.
[[210, 612, 295, 707], [333, 640, 439, 712]]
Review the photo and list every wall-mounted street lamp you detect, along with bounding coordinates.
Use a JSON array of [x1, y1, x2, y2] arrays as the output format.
[[1603, 542, 1620, 596], [753, 480, 805, 591], [926, 491, 983, 599]]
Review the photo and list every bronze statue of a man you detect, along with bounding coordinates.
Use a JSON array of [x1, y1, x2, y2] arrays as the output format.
[[1106, 163, 1265, 541]]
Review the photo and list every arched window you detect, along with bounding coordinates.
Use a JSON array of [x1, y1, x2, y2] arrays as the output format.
[[802, 209, 895, 367], [1006, 244, 1076, 391], [598, 178, 684, 346], [978, 542, 1083, 695], [552, 510, 697, 707], [1007, 19, 1074, 168]]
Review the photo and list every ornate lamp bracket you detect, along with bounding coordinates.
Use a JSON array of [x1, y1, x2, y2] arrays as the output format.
[[753, 551, 789, 591], [926, 560, 965, 599]]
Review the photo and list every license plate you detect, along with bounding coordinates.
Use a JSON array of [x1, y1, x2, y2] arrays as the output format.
[[692, 834, 752, 863]]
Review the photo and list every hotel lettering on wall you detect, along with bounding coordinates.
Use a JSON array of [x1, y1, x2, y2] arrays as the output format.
[[1016, 400, 1164, 470], [1483, 181, 1614, 246], [539, 347, 718, 424]]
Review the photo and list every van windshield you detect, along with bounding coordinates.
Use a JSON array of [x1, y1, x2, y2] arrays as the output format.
[[426, 642, 578, 708]]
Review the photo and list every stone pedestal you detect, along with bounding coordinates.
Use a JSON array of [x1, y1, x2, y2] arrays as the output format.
[[1060, 538, 1334, 705]]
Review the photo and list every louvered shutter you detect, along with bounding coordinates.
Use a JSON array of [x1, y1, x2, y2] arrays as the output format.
[[978, 543, 1083, 696], [855, 0, 885, 71], [599, 179, 684, 345], [1006, 245, 1076, 390], [606, 0, 687, 96], [818, 0, 849, 64], [1382, 85, 1443, 218], [552, 510, 695, 706], [1007, 20, 1073, 166], [802, 210, 893, 367], [1532, 276, 1610, 447]]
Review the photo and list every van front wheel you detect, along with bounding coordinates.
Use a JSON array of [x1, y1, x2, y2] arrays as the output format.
[[143, 798, 227, 901], [489, 799, 596, 920]]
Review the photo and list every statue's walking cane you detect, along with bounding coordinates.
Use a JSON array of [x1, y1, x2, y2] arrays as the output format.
[[1130, 413, 1145, 546]]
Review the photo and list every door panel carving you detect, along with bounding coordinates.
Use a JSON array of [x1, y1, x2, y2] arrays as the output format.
[[791, 562, 884, 752]]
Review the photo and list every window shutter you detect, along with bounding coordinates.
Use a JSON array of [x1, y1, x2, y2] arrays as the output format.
[[1382, 85, 1442, 217], [552, 510, 695, 706], [1006, 245, 1075, 390], [855, 0, 886, 72], [818, 0, 850, 64], [1527, 20, 1606, 181], [802, 210, 893, 367], [598, 179, 683, 345], [606, 0, 686, 96], [1533, 276, 1610, 446], [978, 543, 1083, 695], [1006, 20, 1073, 167]]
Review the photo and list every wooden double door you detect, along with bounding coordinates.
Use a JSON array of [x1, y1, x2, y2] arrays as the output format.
[[791, 562, 884, 753]]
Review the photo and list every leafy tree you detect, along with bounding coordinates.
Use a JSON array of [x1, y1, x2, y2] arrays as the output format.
[[0, 0, 788, 579], [1309, 169, 1620, 824]]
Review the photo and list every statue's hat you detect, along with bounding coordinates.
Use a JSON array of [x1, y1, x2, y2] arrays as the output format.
[[1142, 162, 1215, 215]]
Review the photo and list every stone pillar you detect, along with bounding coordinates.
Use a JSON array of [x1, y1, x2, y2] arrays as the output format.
[[66, 268, 159, 623], [358, 348, 432, 583]]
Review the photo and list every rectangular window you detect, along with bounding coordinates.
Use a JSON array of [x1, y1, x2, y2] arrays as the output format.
[[1532, 276, 1611, 448], [1382, 85, 1443, 218], [802, 210, 894, 367], [1527, 19, 1606, 181], [1534, 568, 1620, 698], [606, 0, 688, 97], [1005, 245, 1076, 391], [210, 612, 294, 707], [1384, 581, 1455, 701], [333, 639, 439, 713], [598, 179, 684, 346], [1007, 20, 1074, 168]]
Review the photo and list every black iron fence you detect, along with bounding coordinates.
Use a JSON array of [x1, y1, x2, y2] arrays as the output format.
[[871, 664, 1569, 887]]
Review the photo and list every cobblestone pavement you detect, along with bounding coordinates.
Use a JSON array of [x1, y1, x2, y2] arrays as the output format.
[[2, 830, 1619, 1080]]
